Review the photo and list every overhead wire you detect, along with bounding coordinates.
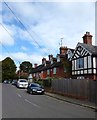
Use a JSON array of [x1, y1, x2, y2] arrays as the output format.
[[1, 1, 59, 69], [0, 23, 27, 67], [0, 38, 31, 71], [3, 1, 48, 55], [0, 23, 14, 41]]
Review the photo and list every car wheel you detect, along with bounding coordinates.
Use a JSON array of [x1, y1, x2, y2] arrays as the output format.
[[30, 90, 33, 94], [41, 92, 44, 95]]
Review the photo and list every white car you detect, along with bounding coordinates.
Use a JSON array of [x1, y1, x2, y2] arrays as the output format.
[[17, 79, 28, 88]]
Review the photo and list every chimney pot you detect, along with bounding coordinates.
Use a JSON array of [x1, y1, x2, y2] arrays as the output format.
[[42, 58, 46, 64], [48, 55, 53, 61], [86, 32, 90, 35], [34, 63, 37, 68], [60, 46, 68, 55], [82, 32, 92, 45]]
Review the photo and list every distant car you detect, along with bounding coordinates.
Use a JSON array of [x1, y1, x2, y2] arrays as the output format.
[[12, 80, 17, 86], [27, 83, 45, 95], [3, 80, 10, 84], [17, 79, 28, 88]]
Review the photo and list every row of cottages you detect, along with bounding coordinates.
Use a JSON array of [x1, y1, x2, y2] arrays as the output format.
[[29, 32, 97, 80], [29, 46, 73, 80]]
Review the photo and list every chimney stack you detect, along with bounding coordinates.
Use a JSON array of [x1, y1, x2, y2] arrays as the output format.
[[42, 58, 46, 64], [48, 54, 53, 61], [60, 46, 68, 55], [82, 32, 92, 45], [34, 63, 37, 68]]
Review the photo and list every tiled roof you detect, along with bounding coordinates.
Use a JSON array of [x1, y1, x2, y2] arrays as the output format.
[[78, 43, 97, 56], [51, 62, 63, 68], [41, 65, 51, 71], [31, 61, 63, 72], [57, 54, 66, 58], [41, 62, 63, 71], [68, 48, 74, 53], [30, 64, 44, 73], [53, 57, 57, 62], [46, 61, 51, 64]]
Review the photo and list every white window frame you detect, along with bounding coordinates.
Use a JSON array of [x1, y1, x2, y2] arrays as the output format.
[[47, 70, 50, 75], [53, 68, 56, 74], [57, 56, 60, 62], [93, 57, 96, 68], [88, 56, 91, 68]]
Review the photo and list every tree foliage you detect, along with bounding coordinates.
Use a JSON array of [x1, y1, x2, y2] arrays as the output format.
[[61, 57, 72, 77], [20, 61, 33, 73], [2, 57, 17, 82]]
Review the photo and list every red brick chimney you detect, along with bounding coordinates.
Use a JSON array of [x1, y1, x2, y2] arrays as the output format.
[[34, 63, 37, 68], [82, 32, 92, 45], [48, 54, 53, 61], [60, 46, 68, 55], [42, 58, 46, 64]]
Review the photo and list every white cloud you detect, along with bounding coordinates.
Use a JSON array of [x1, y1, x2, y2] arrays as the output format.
[[0, 51, 47, 66], [0, 24, 15, 46], [3, 2, 95, 48], [0, 2, 2, 23], [2, 0, 96, 2], [1, 1, 95, 67], [21, 46, 28, 51]]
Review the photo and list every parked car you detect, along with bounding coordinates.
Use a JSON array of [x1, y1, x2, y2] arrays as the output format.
[[17, 79, 28, 88], [12, 80, 17, 86], [27, 83, 45, 95], [3, 80, 10, 84]]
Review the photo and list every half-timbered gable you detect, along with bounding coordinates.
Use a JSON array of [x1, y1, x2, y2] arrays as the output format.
[[67, 48, 74, 61], [71, 32, 97, 80]]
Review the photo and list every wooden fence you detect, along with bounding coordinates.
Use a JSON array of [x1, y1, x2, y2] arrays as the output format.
[[51, 79, 97, 104]]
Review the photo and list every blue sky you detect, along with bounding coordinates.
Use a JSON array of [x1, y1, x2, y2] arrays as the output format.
[[0, 0, 95, 70]]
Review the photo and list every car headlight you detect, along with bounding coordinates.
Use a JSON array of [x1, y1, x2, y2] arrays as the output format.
[[42, 89, 44, 91], [32, 89, 37, 91]]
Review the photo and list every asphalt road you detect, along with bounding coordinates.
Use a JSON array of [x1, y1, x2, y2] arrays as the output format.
[[2, 83, 96, 118]]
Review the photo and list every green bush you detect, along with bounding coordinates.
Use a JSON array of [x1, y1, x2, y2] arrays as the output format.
[[35, 80, 43, 86], [43, 78, 52, 87]]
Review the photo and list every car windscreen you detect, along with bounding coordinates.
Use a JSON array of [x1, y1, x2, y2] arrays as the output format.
[[30, 84, 41, 87], [13, 80, 17, 82], [19, 80, 27, 82]]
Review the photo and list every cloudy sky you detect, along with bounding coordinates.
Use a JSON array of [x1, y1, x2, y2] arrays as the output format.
[[0, 0, 95, 70]]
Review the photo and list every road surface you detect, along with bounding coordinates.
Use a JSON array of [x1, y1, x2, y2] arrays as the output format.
[[2, 83, 96, 118]]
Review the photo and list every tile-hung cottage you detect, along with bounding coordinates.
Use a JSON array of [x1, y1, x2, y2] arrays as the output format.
[[71, 32, 97, 80]]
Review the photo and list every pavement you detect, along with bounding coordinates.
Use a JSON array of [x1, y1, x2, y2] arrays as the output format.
[[45, 92, 97, 111]]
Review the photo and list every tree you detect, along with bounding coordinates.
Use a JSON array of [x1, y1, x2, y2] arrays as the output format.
[[61, 57, 72, 78], [20, 61, 33, 73], [2, 57, 17, 82]]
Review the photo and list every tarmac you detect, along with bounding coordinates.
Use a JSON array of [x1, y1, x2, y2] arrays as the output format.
[[45, 92, 97, 111]]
